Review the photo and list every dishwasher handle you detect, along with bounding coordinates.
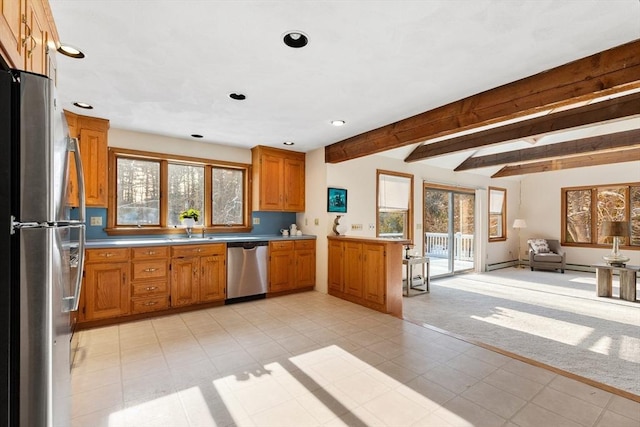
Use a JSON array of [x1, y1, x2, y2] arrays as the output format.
[[227, 240, 269, 249]]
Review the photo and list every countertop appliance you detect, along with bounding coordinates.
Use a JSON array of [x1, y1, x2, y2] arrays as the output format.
[[0, 70, 86, 426], [226, 240, 268, 302]]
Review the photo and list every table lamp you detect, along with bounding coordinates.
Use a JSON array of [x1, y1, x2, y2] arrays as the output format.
[[600, 221, 630, 267]]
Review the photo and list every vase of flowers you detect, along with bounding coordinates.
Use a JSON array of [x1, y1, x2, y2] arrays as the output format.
[[179, 208, 200, 236]]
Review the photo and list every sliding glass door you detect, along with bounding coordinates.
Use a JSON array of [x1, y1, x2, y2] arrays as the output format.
[[424, 185, 475, 277]]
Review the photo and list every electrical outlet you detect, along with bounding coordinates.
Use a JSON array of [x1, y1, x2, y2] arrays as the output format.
[[253, 217, 260, 225], [351, 224, 363, 231], [305, 218, 308, 226], [368, 223, 375, 230], [314, 218, 319, 226], [90, 216, 102, 226]]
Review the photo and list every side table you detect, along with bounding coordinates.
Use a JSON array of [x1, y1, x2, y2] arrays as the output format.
[[402, 256, 430, 297], [592, 263, 638, 302]]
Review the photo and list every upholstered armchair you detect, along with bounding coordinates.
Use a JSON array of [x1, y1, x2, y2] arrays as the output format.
[[528, 239, 565, 273]]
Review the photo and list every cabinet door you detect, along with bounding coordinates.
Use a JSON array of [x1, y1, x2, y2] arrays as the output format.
[[259, 153, 284, 210], [84, 262, 129, 320], [64, 112, 80, 206], [23, 0, 46, 75], [363, 244, 385, 305], [171, 258, 199, 306], [284, 157, 305, 211], [0, 0, 23, 68], [327, 240, 343, 293], [199, 254, 226, 302], [343, 242, 363, 298], [295, 241, 315, 288], [80, 128, 108, 207], [269, 247, 294, 292]]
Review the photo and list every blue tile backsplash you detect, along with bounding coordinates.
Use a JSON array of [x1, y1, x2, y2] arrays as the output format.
[[78, 208, 296, 241]]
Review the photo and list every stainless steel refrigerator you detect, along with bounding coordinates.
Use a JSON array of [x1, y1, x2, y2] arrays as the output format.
[[0, 70, 86, 426]]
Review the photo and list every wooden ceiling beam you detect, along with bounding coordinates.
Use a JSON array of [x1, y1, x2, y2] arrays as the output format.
[[454, 128, 640, 171], [491, 147, 640, 178], [324, 39, 640, 163], [405, 92, 640, 162]]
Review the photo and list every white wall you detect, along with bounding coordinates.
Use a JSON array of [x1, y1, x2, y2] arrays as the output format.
[[109, 129, 251, 163], [305, 149, 523, 293], [521, 162, 640, 266]]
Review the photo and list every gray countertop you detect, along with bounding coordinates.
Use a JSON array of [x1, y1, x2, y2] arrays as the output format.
[[86, 234, 316, 249]]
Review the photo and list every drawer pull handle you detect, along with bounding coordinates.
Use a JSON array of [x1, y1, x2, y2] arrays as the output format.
[[196, 248, 202, 253], [144, 268, 158, 272], [143, 301, 158, 306], [145, 286, 158, 291], [101, 253, 113, 257], [146, 251, 156, 255]]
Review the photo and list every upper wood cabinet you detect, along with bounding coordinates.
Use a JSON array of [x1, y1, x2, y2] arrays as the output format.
[[251, 146, 305, 212], [0, 0, 58, 77], [64, 111, 110, 207], [0, 0, 23, 68]]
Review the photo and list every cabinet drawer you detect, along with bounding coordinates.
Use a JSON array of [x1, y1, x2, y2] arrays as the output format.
[[171, 244, 225, 258], [86, 248, 129, 263], [131, 246, 169, 260], [295, 240, 315, 250], [132, 281, 168, 297], [131, 296, 169, 314], [132, 260, 169, 281], [270, 241, 294, 252]]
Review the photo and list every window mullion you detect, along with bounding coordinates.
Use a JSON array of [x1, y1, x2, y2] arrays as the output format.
[[204, 165, 212, 228], [159, 160, 169, 227]]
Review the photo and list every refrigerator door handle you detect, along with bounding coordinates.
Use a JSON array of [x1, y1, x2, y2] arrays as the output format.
[[68, 137, 86, 223], [63, 224, 85, 312]]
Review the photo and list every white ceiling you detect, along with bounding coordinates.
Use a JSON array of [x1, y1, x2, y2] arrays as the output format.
[[50, 0, 640, 174]]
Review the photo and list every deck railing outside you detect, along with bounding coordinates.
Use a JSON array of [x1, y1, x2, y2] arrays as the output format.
[[425, 232, 474, 261]]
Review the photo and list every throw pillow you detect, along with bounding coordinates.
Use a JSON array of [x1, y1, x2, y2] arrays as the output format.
[[528, 239, 550, 254]]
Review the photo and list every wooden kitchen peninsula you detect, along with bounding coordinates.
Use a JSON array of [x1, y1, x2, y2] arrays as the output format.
[[328, 236, 409, 318]]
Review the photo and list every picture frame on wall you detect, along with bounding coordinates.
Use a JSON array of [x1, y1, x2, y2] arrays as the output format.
[[327, 187, 347, 213]]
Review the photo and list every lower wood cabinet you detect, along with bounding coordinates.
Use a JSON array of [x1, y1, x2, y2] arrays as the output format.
[[79, 239, 314, 326], [170, 244, 226, 307], [327, 236, 405, 317], [130, 246, 170, 314], [83, 248, 130, 321], [269, 240, 316, 293]]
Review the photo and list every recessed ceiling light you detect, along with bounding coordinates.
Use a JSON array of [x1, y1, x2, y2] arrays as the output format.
[[283, 141, 295, 146], [229, 93, 246, 100], [73, 102, 93, 109], [191, 134, 203, 138], [330, 120, 346, 126], [283, 31, 308, 48], [57, 44, 85, 59]]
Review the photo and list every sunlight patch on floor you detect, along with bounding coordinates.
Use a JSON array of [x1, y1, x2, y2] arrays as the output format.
[[471, 307, 593, 346]]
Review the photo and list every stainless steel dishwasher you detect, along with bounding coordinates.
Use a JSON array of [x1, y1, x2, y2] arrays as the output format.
[[226, 240, 269, 302]]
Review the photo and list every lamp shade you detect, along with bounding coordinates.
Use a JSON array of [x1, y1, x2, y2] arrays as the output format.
[[512, 219, 527, 229], [600, 221, 629, 237]]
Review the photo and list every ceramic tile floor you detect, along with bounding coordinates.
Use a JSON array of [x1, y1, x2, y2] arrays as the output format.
[[71, 291, 640, 427]]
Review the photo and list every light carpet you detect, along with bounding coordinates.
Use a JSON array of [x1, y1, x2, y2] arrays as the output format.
[[402, 267, 640, 396]]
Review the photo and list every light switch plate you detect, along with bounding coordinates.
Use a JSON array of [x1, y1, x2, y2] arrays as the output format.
[[253, 217, 260, 225], [90, 216, 102, 226]]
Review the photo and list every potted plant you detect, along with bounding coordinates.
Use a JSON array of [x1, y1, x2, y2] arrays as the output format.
[[179, 208, 200, 227]]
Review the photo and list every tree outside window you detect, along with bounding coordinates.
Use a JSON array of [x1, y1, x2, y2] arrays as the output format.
[[109, 148, 251, 233], [563, 183, 639, 247]]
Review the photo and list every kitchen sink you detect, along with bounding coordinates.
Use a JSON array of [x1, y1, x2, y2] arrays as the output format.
[[169, 236, 263, 242]]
